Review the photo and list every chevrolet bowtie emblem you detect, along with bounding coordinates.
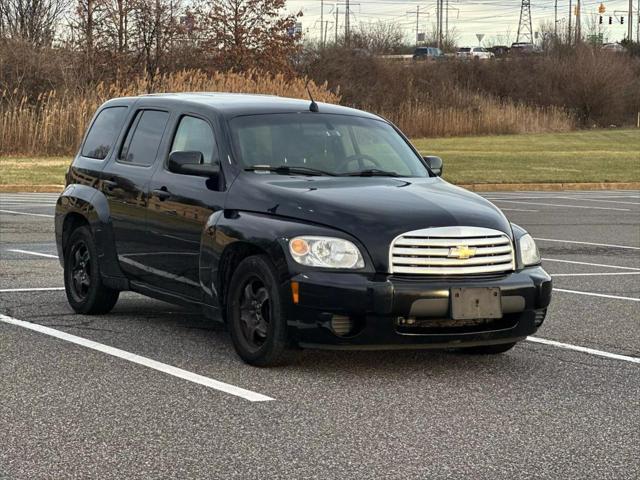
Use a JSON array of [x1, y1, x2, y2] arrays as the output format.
[[448, 245, 477, 259]]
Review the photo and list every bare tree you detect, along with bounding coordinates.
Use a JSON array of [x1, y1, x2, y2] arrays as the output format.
[[348, 21, 405, 54], [0, 0, 69, 46], [129, 0, 181, 80], [102, 0, 134, 53], [201, 0, 301, 72]]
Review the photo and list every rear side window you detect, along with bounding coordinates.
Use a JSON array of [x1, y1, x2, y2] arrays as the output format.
[[119, 110, 169, 166], [81, 106, 127, 159], [170, 116, 219, 164]]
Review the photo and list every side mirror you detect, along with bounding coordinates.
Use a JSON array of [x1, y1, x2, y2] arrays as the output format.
[[168, 151, 219, 178], [423, 155, 443, 177]]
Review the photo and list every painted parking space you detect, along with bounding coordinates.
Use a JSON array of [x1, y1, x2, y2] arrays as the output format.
[[0, 190, 638, 478]]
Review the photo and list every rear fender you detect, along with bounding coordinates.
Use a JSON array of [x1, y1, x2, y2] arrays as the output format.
[[55, 184, 128, 288]]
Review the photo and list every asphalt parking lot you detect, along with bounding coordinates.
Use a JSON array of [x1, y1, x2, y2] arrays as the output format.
[[1, 190, 638, 479]]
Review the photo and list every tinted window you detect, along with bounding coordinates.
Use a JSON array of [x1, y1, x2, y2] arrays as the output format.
[[119, 110, 169, 166], [81, 107, 127, 159], [171, 116, 218, 164]]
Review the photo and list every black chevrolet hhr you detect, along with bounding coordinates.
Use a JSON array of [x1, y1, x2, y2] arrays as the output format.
[[55, 93, 552, 366]]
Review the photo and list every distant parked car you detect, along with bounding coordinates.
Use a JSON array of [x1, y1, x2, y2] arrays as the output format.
[[602, 42, 626, 53], [412, 47, 444, 61], [488, 45, 510, 58], [510, 42, 539, 55], [456, 47, 494, 60]]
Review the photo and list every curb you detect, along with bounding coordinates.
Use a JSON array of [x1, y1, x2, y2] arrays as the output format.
[[0, 182, 639, 194], [456, 182, 640, 192], [0, 185, 65, 193]]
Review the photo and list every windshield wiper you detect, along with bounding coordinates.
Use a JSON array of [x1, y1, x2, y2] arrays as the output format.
[[343, 169, 400, 177], [245, 165, 335, 176]]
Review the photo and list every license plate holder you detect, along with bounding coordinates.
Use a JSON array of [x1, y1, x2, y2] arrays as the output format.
[[451, 287, 502, 320]]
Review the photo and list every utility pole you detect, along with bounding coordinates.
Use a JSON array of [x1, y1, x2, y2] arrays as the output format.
[[320, 0, 324, 47], [438, 0, 444, 48], [345, 0, 350, 45], [407, 5, 421, 46], [335, 5, 339, 44], [445, 0, 449, 44], [435, 0, 440, 48], [554, 0, 558, 37], [568, 0, 573, 45], [576, 0, 581, 44], [629, 0, 633, 41]]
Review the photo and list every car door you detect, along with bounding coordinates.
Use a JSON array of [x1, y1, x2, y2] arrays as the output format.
[[100, 108, 170, 282], [145, 113, 225, 300]]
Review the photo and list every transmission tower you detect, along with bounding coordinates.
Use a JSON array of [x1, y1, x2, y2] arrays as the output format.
[[516, 0, 533, 43]]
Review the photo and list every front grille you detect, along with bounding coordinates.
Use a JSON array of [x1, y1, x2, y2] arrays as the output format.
[[389, 226, 515, 275]]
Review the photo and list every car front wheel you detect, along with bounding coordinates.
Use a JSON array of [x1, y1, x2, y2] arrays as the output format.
[[64, 225, 119, 314], [227, 255, 289, 367]]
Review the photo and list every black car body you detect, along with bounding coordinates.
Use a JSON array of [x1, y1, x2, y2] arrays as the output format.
[[55, 93, 552, 365]]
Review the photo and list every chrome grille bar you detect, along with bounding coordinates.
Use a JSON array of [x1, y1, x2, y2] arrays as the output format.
[[389, 226, 515, 275]]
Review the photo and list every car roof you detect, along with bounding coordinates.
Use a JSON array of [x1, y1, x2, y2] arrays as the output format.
[[100, 92, 380, 120]]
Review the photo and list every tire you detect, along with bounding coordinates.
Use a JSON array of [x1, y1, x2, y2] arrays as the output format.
[[459, 342, 518, 355], [226, 255, 288, 367], [64, 225, 119, 314]]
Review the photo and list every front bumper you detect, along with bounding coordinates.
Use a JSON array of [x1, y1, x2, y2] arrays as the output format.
[[288, 267, 552, 349]]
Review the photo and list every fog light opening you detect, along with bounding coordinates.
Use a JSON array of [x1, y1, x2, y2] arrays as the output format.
[[330, 315, 353, 337], [534, 308, 547, 327]]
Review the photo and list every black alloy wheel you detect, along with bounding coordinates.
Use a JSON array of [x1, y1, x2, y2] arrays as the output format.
[[238, 277, 271, 351], [64, 226, 119, 314], [69, 240, 92, 302], [227, 255, 288, 366]]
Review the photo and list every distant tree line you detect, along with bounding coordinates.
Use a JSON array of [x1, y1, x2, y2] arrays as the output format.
[[1, 1, 639, 133], [0, 0, 302, 97]]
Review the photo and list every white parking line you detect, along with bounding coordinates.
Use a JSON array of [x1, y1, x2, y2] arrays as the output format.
[[543, 258, 640, 271], [526, 337, 640, 364], [7, 249, 58, 259], [490, 200, 630, 211], [535, 237, 640, 250], [553, 288, 640, 302], [0, 313, 274, 402], [553, 272, 640, 277], [499, 208, 539, 212], [0, 209, 54, 218], [0, 203, 55, 207], [0, 287, 65, 293]]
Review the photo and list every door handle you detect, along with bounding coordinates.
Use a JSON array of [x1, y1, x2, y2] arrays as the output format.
[[152, 188, 171, 201]]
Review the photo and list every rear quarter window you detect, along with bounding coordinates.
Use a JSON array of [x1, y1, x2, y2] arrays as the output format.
[[81, 106, 128, 159]]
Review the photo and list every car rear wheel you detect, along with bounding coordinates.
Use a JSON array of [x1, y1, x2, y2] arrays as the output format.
[[227, 255, 288, 367], [64, 226, 119, 314], [459, 342, 517, 355]]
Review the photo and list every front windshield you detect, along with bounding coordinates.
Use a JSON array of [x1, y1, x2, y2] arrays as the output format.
[[229, 113, 429, 177]]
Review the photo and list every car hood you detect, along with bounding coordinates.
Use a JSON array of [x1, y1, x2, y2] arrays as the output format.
[[226, 174, 512, 271]]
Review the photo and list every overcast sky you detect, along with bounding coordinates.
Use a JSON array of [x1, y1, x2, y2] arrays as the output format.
[[285, 0, 637, 46]]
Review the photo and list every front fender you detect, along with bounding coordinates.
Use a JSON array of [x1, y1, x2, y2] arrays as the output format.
[[55, 184, 127, 286], [200, 210, 373, 312]]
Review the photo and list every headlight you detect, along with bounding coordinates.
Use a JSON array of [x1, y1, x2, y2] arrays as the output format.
[[519, 234, 541, 266], [289, 236, 365, 269]]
